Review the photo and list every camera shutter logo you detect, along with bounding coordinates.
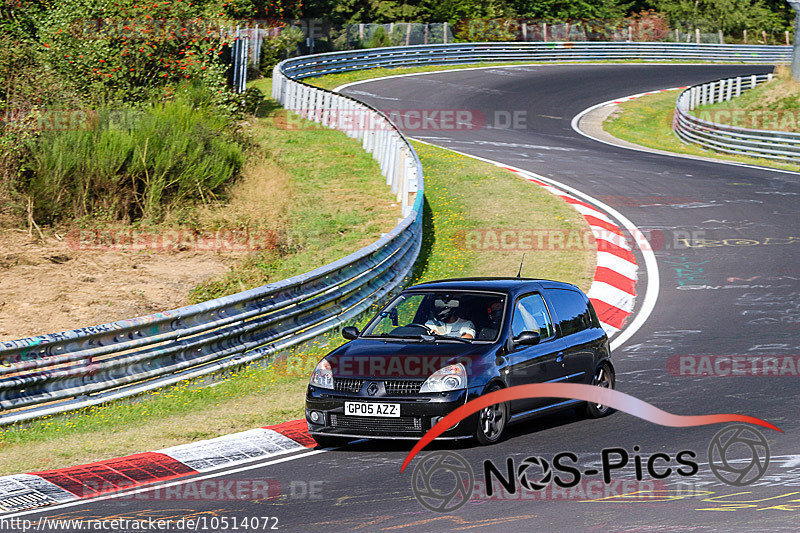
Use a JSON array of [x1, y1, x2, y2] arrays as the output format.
[[708, 424, 770, 486], [517, 456, 553, 491], [411, 451, 474, 512]]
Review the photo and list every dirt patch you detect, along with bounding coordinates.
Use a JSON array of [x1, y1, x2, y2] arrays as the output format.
[[0, 228, 246, 341]]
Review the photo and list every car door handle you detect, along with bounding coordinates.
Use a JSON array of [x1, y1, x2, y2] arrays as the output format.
[[556, 353, 565, 364]]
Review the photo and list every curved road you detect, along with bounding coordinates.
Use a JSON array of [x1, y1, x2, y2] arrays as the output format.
[[14, 64, 800, 532]]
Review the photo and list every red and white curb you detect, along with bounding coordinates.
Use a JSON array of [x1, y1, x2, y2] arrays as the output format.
[[496, 166, 638, 336], [0, 420, 314, 514]]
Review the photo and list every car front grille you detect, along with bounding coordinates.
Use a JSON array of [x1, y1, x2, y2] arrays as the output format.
[[384, 380, 423, 395], [334, 378, 364, 393], [330, 414, 422, 432]]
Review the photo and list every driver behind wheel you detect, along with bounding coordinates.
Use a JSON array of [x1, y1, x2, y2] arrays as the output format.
[[425, 297, 476, 339]]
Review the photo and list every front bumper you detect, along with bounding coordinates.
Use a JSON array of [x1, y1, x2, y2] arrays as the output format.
[[305, 385, 484, 440]]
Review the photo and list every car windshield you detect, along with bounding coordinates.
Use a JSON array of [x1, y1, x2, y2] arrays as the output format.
[[361, 291, 506, 342]]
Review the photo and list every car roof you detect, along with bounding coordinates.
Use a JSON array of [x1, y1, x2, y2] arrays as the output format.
[[406, 277, 580, 293]]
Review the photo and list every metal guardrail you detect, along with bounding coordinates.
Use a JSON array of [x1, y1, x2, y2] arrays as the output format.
[[1, 41, 789, 425], [673, 74, 800, 163], [278, 42, 791, 79]]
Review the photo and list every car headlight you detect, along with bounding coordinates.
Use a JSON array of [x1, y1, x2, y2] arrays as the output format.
[[419, 363, 467, 393], [310, 358, 334, 389]]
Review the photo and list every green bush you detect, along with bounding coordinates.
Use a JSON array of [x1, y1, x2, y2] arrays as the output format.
[[25, 99, 244, 223], [366, 27, 392, 48], [260, 26, 304, 76]]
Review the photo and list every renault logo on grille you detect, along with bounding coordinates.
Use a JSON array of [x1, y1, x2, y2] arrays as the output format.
[[367, 382, 379, 396]]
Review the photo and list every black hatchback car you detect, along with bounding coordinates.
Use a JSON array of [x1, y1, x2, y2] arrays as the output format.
[[305, 278, 614, 446]]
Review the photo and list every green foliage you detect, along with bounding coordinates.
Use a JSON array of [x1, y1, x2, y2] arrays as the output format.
[[423, 0, 513, 26], [329, 0, 425, 24], [454, 18, 520, 41], [32, 0, 235, 105], [652, 0, 785, 33], [241, 86, 266, 114], [24, 97, 244, 223], [509, 0, 632, 20], [366, 25, 392, 47], [260, 25, 304, 75]]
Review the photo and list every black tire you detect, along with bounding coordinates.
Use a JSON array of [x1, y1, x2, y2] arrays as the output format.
[[583, 363, 615, 419], [474, 383, 508, 445], [312, 435, 349, 448]]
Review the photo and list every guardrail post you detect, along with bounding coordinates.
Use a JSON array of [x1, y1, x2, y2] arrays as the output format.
[[326, 92, 334, 128], [374, 125, 383, 164], [387, 136, 398, 191], [348, 100, 358, 138], [312, 88, 321, 123], [292, 82, 300, 113], [399, 152, 409, 214], [321, 91, 330, 127], [302, 85, 310, 118], [379, 130, 390, 173], [750, 74, 757, 89], [363, 119, 374, 151], [726, 78, 733, 101], [701, 83, 707, 106], [735, 76, 742, 98]]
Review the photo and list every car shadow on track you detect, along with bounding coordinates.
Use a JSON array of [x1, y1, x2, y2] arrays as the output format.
[[321, 407, 616, 453]]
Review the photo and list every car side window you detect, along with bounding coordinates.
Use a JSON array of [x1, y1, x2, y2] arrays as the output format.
[[549, 289, 593, 336], [511, 293, 555, 340]]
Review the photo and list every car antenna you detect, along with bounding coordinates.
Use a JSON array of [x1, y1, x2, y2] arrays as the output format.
[[516, 253, 526, 278]]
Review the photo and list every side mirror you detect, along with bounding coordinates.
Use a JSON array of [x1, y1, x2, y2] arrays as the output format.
[[342, 326, 360, 340], [514, 330, 541, 346]]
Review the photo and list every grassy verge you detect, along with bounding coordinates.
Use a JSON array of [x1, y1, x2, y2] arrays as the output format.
[[0, 82, 594, 475], [409, 140, 594, 289], [603, 90, 800, 172], [691, 66, 800, 132]]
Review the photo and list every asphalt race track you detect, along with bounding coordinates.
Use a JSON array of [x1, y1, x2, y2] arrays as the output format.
[[12, 64, 800, 532]]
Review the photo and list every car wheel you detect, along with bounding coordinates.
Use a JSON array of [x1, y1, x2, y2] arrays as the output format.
[[312, 435, 349, 448], [583, 364, 615, 418], [474, 384, 508, 445]]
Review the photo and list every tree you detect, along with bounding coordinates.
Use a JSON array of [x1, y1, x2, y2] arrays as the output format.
[[509, 0, 633, 20], [651, 0, 784, 33]]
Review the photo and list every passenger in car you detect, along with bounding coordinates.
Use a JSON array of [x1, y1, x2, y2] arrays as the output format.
[[478, 299, 504, 340]]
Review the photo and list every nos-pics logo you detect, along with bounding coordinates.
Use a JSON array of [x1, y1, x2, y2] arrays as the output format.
[[411, 424, 771, 512]]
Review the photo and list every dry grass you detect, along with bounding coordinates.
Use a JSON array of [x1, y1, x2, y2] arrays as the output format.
[[193, 153, 293, 231]]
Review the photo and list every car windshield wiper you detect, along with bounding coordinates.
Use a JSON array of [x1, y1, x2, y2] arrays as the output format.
[[368, 333, 424, 342], [425, 333, 473, 344]]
